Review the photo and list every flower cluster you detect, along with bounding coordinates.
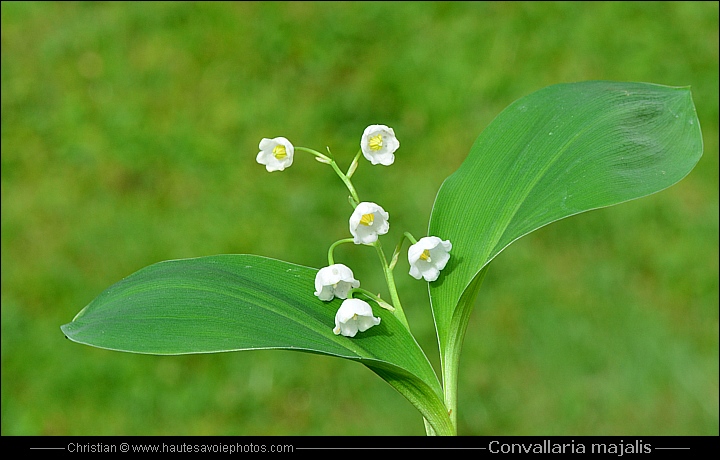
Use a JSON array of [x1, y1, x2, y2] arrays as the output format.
[[257, 125, 451, 337]]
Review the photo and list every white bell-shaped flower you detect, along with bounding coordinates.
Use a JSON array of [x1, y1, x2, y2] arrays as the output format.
[[256, 137, 294, 172], [408, 236, 452, 282], [349, 202, 390, 245], [360, 124, 399, 166], [333, 298, 381, 337], [314, 264, 360, 301]]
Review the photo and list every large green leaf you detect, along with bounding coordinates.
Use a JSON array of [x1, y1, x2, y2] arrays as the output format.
[[429, 81, 702, 362], [61, 254, 453, 435]]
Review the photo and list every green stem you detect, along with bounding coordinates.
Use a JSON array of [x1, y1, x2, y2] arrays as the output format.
[[388, 232, 421, 271], [329, 160, 360, 205], [371, 240, 410, 330], [403, 231, 419, 245], [442, 353, 459, 432], [347, 287, 395, 312], [295, 146, 361, 204], [294, 146, 332, 162], [369, 238, 441, 437], [327, 238, 355, 266], [439, 268, 488, 435]]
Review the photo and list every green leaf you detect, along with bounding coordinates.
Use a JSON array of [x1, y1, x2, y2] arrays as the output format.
[[429, 81, 702, 363], [61, 254, 453, 435]]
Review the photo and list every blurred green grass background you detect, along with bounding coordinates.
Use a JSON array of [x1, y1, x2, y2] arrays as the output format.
[[2, 1, 717, 436]]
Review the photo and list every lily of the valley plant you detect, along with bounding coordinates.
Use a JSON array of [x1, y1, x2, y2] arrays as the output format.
[[61, 81, 702, 435]]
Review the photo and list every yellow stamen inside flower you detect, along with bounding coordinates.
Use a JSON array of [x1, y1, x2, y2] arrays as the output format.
[[368, 134, 383, 151], [420, 249, 432, 262], [359, 213, 374, 226], [272, 144, 287, 160]]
